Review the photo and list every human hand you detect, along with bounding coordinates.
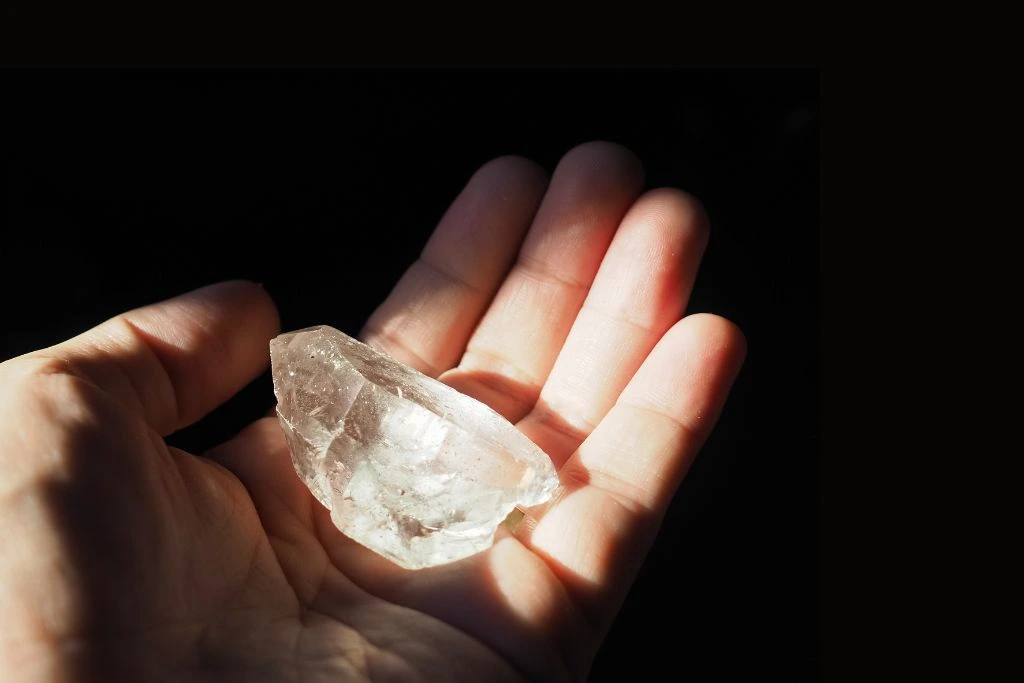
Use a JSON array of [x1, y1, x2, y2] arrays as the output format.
[[0, 142, 745, 682]]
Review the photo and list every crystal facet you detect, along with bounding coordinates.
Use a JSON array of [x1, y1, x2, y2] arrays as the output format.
[[269, 325, 560, 569]]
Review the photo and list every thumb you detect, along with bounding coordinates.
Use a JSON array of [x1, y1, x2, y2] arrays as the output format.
[[17, 281, 279, 436]]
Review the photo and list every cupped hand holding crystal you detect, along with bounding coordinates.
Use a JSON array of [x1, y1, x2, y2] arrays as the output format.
[[0, 142, 746, 682]]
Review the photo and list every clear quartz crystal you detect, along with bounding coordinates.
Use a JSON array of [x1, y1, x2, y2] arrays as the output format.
[[269, 325, 560, 570]]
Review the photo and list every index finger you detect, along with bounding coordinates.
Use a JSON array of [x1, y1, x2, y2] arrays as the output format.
[[361, 156, 548, 376]]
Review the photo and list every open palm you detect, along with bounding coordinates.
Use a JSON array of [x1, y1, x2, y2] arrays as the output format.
[[0, 142, 745, 682]]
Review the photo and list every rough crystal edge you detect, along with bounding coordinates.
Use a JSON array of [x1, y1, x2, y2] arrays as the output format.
[[269, 325, 563, 569]]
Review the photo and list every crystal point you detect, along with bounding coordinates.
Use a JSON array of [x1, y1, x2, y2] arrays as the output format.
[[269, 325, 559, 569]]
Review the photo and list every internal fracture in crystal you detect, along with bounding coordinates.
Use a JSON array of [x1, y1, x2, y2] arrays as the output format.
[[270, 326, 560, 569]]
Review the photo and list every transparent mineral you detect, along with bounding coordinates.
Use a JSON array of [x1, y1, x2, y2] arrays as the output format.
[[270, 325, 560, 569]]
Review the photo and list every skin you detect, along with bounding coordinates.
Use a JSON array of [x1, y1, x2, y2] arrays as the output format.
[[0, 142, 746, 683]]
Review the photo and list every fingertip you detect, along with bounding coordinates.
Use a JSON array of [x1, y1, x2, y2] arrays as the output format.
[[241, 280, 282, 340], [129, 280, 282, 429], [688, 311, 745, 348], [516, 141, 646, 272], [559, 140, 645, 185], [621, 314, 747, 425], [186, 279, 281, 340], [634, 188, 711, 250], [606, 189, 711, 296], [680, 312, 748, 376], [537, 141, 646, 244], [475, 154, 550, 191]]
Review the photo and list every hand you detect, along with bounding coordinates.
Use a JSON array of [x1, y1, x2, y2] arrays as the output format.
[[0, 142, 746, 682]]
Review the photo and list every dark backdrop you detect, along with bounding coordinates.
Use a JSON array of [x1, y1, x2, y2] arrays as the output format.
[[2, 68, 819, 680]]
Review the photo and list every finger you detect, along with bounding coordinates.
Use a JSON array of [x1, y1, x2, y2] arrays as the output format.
[[517, 189, 709, 466], [521, 314, 746, 633], [23, 280, 280, 436], [361, 156, 549, 377], [442, 141, 645, 421]]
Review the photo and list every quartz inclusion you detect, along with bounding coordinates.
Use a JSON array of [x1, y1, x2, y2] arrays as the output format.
[[270, 326, 559, 570]]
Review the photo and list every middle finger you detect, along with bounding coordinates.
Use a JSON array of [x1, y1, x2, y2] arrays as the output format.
[[441, 141, 644, 422]]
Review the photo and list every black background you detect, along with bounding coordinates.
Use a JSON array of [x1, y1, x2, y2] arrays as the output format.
[[2, 68, 818, 680]]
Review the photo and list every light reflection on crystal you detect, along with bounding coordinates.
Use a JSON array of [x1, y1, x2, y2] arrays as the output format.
[[270, 326, 559, 569]]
